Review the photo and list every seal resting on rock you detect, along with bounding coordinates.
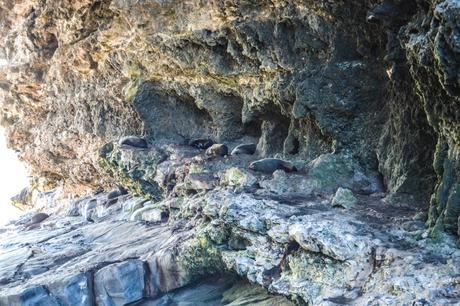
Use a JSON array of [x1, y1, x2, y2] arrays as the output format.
[[30, 213, 49, 224], [188, 138, 214, 150], [231, 143, 256, 155], [249, 158, 296, 174], [105, 186, 128, 207], [119, 136, 148, 149], [107, 186, 128, 200], [25, 213, 49, 230], [206, 144, 228, 157]]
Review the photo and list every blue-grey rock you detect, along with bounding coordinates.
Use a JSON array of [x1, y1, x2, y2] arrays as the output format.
[[0, 286, 60, 306], [94, 260, 147, 306], [48, 273, 93, 306], [146, 249, 188, 295]]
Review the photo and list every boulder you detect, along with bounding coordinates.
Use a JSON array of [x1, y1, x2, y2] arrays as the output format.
[[331, 188, 358, 209], [94, 260, 147, 306]]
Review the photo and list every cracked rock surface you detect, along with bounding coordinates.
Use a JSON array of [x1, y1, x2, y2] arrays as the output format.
[[1, 0, 460, 237], [1, 0, 460, 304], [1, 143, 459, 305]]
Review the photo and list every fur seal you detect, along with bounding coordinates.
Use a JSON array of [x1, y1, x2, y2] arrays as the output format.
[[249, 158, 296, 174], [105, 187, 128, 207], [30, 213, 49, 224], [231, 143, 256, 156], [188, 138, 214, 150], [119, 136, 148, 149], [206, 144, 228, 157], [107, 186, 128, 200], [24, 213, 49, 230]]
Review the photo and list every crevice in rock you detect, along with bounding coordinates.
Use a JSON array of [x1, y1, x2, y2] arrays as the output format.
[[133, 81, 214, 142], [11, 248, 35, 284], [2, 1, 460, 304], [88, 270, 96, 306]]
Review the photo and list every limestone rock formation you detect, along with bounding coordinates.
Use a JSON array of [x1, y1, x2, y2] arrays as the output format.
[[1, 146, 460, 305], [1, 0, 459, 234], [1, 0, 460, 305]]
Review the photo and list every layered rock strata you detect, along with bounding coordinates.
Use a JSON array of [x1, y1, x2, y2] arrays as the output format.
[[1, 143, 459, 305], [1, 0, 460, 236]]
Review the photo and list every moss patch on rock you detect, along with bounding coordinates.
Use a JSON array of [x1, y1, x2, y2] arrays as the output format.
[[178, 233, 225, 283], [98, 142, 164, 201]]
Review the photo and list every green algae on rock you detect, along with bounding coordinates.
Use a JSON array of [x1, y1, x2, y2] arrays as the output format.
[[98, 142, 165, 200], [1, 0, 460, 239]]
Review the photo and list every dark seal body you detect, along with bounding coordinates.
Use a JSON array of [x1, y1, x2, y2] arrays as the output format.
[[206, 144, 228, 157], [189, 138, 214, 150], [30, 213, 49, 224], [119, 136, 148, 149], [105, 187, 128, 207], [25, 213, 49, 229], [249, 158, 296, 174], [231, 143, 256, 156], [107, 186, 128, 200]]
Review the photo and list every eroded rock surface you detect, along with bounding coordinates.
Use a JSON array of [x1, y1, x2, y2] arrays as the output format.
[[1, 143, 459, 305], [1, 0, 460, 304], [1, 0, 460, 236]]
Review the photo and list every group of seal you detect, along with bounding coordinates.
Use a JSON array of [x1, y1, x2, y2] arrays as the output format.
[[188, 138, 295, 174], [119, 136, 295, 174]]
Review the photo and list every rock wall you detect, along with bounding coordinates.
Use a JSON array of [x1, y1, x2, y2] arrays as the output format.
[[0, 1, 459, 235], [399, 0, 460, 236]]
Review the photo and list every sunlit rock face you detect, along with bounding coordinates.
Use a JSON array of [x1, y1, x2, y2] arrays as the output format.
[[0, 1, 459, 233]]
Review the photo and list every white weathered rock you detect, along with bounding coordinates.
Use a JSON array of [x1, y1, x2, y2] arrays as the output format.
[[141, 208, 165, 222], [219, 167, 257, 187], [82, 199, 98, 221], [288, 216, 372, 261], [122, 197, 148, 214], [129, 199, 169, 222], [1, 166, 460, 306], [184, 172, 216, 191]]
